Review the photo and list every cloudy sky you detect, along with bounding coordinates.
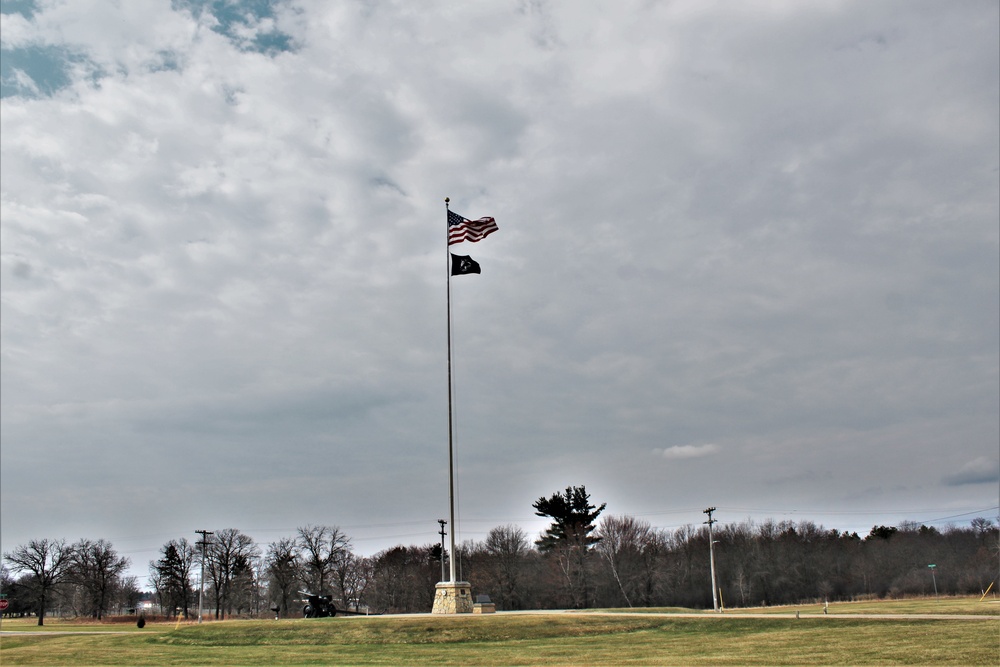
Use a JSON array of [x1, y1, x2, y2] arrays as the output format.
[[2, 0, 998, 582]]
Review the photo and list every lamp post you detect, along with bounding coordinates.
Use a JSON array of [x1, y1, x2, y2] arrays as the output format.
[[928, 564, 938, 598], [704, 507, 719, 612]]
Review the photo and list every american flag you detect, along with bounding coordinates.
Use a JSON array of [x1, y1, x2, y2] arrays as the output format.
[[448, 210, 498, 245]]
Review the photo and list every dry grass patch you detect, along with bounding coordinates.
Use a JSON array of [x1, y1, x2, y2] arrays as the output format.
[[1, 608, 997, 666]]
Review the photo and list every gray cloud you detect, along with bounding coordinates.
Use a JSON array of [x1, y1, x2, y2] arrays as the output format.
[[2, 0, 997, 579], [943, 458, 1000, 487]]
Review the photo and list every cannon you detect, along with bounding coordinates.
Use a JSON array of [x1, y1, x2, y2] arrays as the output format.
[[301, 591, 338, 618], [300, 591, 380, 618]]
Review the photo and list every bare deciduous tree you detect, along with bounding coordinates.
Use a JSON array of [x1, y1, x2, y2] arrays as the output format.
[[266, 537, 300, 617], [68, 539, 130, 619], [3, 539, 74, 625], [206, 528, 260, 619], [483, 524, 530, 609], [296, 525, 351, 598], [333, 551, 371, 610], [596, 515, 655, 608]]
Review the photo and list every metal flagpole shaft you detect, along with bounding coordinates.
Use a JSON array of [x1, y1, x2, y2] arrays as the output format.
[[445, 197, 457, 584]]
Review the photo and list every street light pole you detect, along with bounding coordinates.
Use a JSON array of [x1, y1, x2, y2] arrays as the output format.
[[704, 507, 719, 612], [928, 564, 938, 598]]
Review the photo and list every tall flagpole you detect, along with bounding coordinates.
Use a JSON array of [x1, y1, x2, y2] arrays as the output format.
[[444, 197, 457, 584]]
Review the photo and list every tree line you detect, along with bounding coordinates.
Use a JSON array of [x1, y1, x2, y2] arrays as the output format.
[[1, 538, 142, 624], [3, 486, 998, 623]]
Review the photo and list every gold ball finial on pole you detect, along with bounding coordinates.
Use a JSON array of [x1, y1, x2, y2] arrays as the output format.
[[445, 197, 450, 203]]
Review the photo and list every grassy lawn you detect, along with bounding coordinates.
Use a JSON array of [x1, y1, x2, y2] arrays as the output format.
[[1, 599, 997, 666], [725, 595, 1000, 616], [593, 595, 1000, 617]]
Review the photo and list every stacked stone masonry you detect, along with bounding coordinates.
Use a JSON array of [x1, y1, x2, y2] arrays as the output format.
[[431, 581, 474, 614]]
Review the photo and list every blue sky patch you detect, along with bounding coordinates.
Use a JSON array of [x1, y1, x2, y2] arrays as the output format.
[[1, 0, 293, 97], [172, 0, 295, 54], [0, 45, 83, 98], [0, 0, 38, 19]]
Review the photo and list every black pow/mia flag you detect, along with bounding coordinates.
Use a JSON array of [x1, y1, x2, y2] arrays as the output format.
[[450, 253, 481, 276]]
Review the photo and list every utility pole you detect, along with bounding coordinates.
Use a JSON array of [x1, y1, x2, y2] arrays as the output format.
[[703, 508, 719, 612], [195, 530, 213, 623], [438, 520, 448, 582]]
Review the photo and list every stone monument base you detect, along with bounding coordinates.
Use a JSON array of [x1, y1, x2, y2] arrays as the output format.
[[431, 581, 474, 614]]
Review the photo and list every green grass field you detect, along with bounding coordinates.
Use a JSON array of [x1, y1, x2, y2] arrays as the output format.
[[2, 598, 997, 666], [594, 595, 999, 616]]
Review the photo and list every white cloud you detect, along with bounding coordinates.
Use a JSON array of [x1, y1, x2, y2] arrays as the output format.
[[655, 444, 721, 460]]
